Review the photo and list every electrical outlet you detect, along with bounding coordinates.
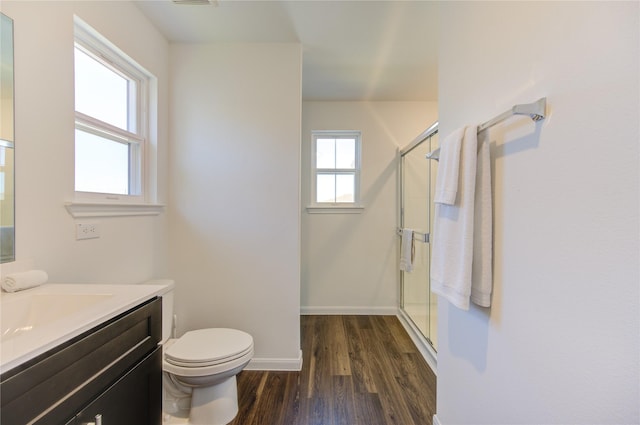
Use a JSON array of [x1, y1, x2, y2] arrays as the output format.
[[76, 223, 100, 240]]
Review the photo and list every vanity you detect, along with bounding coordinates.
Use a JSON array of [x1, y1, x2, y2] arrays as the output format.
[[0, 283, 171, 425]]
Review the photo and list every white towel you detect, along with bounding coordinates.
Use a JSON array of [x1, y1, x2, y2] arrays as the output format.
[[471, 137, 493, 307], [430, 126, 478, 310], [399, 229, 414, 272], [1, 270, 48, 292], [434, 127, 465, 205]]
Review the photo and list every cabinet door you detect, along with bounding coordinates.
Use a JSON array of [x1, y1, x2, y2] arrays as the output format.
[[2, 298, 162, 425], [75, 348, 162, 425]]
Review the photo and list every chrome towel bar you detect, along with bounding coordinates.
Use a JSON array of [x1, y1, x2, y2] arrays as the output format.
[[426, 97, 547, 160], [396, 228, 429, 243]]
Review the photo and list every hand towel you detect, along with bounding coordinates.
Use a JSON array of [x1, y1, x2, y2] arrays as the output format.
[[399, 228, 414, 272], [430, 126, 478, 310], [1, 270, 48, 292], [434, 127, 465, 205], [471, 137, 493, 307]]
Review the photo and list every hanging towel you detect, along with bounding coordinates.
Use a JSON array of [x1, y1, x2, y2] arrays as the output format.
[[471, 137, 493, 307], [399, 228, 414, 272], [434, 127, 465, 205], [430, 126, 478, 310], [2, 270, 48, 292]]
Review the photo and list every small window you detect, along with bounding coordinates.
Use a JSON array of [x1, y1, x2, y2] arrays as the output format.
[[311, 131, 361, 207], [74, 19, 149, 201]]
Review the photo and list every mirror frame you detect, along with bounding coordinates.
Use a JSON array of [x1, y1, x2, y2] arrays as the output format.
[[1, 12, 15, 264]]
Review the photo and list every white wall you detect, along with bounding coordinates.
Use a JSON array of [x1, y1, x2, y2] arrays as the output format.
[[301, 101, 437, 313], [437, 2, 639, 424], [169, 43, 302, 368], [1, 1, 170, 283]]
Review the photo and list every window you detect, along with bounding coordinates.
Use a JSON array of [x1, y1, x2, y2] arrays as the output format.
[[74, 19, 149, 201], [311, 131, 361, 210]]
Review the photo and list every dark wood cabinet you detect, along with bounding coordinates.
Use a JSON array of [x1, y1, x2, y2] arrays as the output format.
[[72, 348, 162, 425], [1, 297, 162, 425]]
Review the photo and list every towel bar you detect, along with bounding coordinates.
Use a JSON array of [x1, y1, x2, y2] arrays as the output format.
[[425, 97, 547, 159], [396, 228, 429, 243]]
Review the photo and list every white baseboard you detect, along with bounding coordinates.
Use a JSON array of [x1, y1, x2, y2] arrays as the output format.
[[244, 349, 303, 371], [301, 306, 398, 315], [433, 414, 442, 425]]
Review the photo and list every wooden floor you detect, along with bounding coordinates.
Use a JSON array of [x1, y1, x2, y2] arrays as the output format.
[[229, 315, 437, 425]]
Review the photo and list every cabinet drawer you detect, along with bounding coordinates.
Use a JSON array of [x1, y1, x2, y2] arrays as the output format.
[[1, 297, 161, 425]]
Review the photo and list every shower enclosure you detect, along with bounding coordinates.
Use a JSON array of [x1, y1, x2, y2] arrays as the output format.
[[399, 122, 438, 357]]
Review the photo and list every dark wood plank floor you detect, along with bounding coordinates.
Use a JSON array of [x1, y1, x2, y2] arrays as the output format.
[[229, 315, 437, 425]]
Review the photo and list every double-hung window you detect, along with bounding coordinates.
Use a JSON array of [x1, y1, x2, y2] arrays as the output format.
[[74, 20, 149, 202], [311, 131, 361, 209]]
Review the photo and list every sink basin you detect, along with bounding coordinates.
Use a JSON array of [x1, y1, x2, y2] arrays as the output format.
[[1, 293, 113, 341], [0, 282, 172, 374]]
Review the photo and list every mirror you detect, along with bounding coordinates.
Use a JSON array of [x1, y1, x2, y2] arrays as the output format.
[[1, 12, 15, 263]]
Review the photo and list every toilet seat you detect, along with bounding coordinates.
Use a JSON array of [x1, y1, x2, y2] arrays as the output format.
[[165, 328, 254, 368]]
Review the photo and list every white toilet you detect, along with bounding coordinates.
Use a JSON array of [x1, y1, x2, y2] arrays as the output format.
[[156, 281, 254, 425]]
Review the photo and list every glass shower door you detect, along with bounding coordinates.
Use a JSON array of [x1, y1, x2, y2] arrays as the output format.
[[400, 131, 438, 350]]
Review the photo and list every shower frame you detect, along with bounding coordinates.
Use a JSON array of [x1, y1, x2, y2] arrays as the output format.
[[397, 121, 438, 372]]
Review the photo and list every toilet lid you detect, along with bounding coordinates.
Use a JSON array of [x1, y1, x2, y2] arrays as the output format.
[[165, 328, 253, 365]]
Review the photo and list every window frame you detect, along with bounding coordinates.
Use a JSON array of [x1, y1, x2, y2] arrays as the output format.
[[309, 130, 363, 213], [73, 19, 150, 204]]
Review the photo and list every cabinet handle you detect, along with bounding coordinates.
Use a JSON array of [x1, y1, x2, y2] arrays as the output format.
[[82, 414, 102, 425]]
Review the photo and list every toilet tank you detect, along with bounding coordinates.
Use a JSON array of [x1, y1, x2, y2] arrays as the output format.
[[141, 279, 175, 344]]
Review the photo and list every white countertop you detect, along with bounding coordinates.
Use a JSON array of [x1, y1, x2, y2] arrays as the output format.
[[0, 282, 172, 375]]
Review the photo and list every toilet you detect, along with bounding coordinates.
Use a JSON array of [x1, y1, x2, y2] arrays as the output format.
[[154, 280, 254, 425]]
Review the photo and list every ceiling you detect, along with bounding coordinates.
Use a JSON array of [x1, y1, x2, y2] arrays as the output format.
[[134, 0, 439, 101]]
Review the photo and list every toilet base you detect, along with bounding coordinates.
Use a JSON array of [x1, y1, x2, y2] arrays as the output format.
[[189, 375, 238, 425]]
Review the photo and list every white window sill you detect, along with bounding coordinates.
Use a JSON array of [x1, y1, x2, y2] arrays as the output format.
[[65, 202, 165, 218], [306, 205, 364, 214]]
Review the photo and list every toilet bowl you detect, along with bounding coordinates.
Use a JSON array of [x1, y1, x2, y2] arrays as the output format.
[[147, 280, 254, 425], [163, 328, 254, 425]]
